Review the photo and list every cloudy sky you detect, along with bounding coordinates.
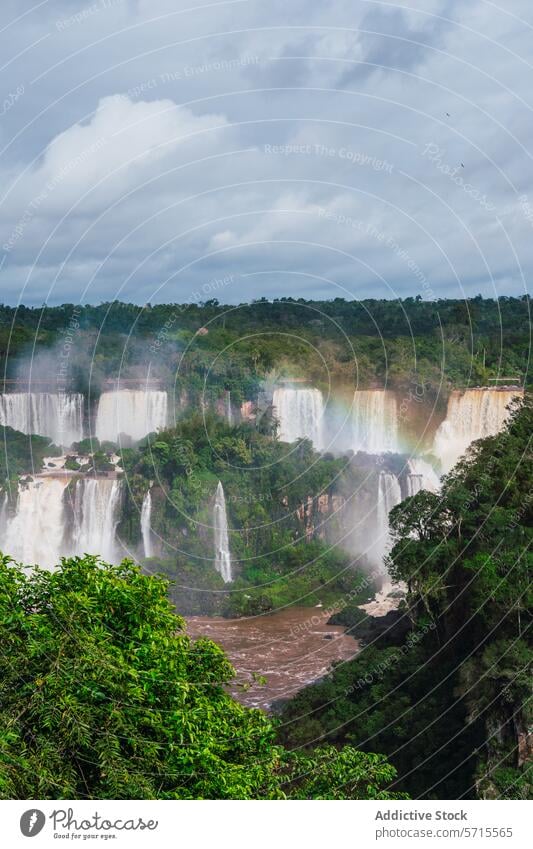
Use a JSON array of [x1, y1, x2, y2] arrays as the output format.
[[0, 0, 532, 305]]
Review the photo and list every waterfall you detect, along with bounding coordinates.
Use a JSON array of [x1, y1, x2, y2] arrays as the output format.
[[406, 458, 440, 495], [213, 481, 232, 583], [141, 490, 153, 557], [350, 390, 399, 453], [0, 392, 84, 447], [373, 471, 402, 566], [434, 388, 521, 473], [225, 392, 233, 426], [2, 478, 70, 568], [71, 478, 123, 563], [0, 475, 123, 568], [272, 387, 325, 449], [95, 390, 168, 443]]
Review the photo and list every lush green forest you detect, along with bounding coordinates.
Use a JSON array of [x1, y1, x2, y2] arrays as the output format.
[[0, 296, 529, 402], [0, 297, 530, 801], [279, 399, 532, 799], [0, 555, 404, 800]]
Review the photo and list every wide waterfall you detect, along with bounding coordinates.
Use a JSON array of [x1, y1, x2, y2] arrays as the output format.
[[373, 471, 402, 566], [2, 478, 70, 568], [0, 392, 84, 447], [213, 481, 232, 582], [272, 387, 325, 449], [0, 475, 123, 568], [71, 478, 123, 563], [350, 390, 399, 453], [95, 390, 168, 443], [434, 388, 521, 473], [406, 458, 441, 495], [141, 490, 153, 557]]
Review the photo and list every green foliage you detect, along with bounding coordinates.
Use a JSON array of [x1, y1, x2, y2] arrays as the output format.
[[0, 556, 402, 800], [280, 399, 533, 799]]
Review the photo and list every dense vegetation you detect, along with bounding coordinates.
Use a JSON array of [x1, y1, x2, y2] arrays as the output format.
[[0, 296, 529, 403], [0, 555, 404, 800], [279, 399, 532, 799], [117, 412, 382, 616]]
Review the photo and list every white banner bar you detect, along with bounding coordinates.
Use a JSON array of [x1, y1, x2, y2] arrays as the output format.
[[1, 800, 530, 848]]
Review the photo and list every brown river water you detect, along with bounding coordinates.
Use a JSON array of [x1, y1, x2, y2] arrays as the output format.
[[186, 606, 360, 710]]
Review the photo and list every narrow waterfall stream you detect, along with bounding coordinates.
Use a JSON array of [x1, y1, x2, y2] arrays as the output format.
[[213, 481, 232, 582], [141, 490, 153, 557], [350, 390, 399, 453]]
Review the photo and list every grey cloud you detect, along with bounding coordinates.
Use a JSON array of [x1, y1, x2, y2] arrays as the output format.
[[0, 0, 530, 305]]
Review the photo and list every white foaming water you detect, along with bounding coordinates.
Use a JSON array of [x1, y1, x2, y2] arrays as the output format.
[[2, 478, 70, 568], [350, 390, 399, 453], [434, 389, 521, 473], [214, 481, 232, 583], [72, 478, 123, 563], [272, 387, 325, 449], [141, 490, 153, 557], [0, 491, 7, 539], [406, 458, 441, 495], [95, 390, 168, 443], [374, 471, 402, 565], [226, 392, 233, 426], [0, 392, 84, 447]]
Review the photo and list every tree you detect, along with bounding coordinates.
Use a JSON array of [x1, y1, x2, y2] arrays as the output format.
[[0, 556, 404, 800]]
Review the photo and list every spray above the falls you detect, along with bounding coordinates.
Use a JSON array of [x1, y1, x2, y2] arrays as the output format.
[[214, 481, 232, 583], [141, 490, 153, 558], [0, 392, 84, 447], [272, 387, 325, 449], [434, 388, 522, 473], [95, 390, 168, 444]]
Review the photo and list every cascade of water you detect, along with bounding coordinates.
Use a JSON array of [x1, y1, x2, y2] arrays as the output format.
[[141, 490, 153, 557], [226, 392, 233, 426], [214, 481, 232, 583], [95, 390, 168, 443], [0, 474, 123, 569], [433, 388, 522, 473], [406, 458, 441, 495], [373, 471, 402, 566], [351, 390, 399, 453], [71, 478, 123, 563], [2, 478, 70, 568], [272, 387, 325, 449], [0, 392, 84, 447], [0, 490, 9, 541]]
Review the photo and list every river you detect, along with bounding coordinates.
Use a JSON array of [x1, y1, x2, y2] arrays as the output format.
[[187, 606, 359, 711]]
